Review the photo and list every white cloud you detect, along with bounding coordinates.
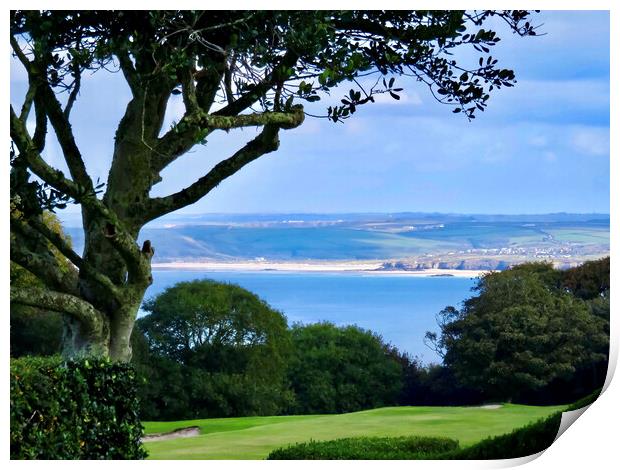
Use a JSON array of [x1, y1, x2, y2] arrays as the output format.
[[571, 128, 610, 157]]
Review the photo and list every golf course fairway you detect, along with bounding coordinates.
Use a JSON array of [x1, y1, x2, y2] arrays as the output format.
[[143, 404, 565, 459]]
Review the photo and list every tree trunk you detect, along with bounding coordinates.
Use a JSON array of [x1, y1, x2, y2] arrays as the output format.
[[108, 301, 143, 361], [67, 176, 152, 360], [62, 313, 110, 358]]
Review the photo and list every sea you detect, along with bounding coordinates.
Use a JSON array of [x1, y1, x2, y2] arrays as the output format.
[[143, 270, 478, 364]]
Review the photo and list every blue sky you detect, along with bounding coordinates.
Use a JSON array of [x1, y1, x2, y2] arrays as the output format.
[[10, 11, 610, 221]]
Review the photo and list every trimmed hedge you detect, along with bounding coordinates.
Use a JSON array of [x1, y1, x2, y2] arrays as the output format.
[[267, 391, 604, 460], [444, 412, 562, 460], [267, 415, 561, 461], [564, 388, 601, 412], [10, 356, 147, 460], [266, 436, 459, 460]]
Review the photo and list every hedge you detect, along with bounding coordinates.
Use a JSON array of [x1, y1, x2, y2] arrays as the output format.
[[266, 436, 459, 460], [10, 356, 147, 460], [443, 412, 562, 460], [564, 388, 601, 412], [448, 390, 603, 459], [268, 391, 603, 460]]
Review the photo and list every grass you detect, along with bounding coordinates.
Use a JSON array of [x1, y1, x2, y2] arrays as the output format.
[[142, 403, 564, 460]]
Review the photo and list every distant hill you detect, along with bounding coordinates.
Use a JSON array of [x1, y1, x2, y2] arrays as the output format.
[[65, 213, 610, 269]]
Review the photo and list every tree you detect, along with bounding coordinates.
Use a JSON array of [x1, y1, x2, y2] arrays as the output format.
[[135, 280, 292, 419], [287, 322, 403, 414], [10, 10, 539, 360], [425, 264, 609, 401]]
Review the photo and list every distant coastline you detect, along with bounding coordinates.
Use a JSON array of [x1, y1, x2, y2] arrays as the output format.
[[150, 261, 491, 278]]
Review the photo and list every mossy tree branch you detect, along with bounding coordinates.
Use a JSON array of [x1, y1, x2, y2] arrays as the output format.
[[10, 230, 79, 297], [14, 213, 123, 303], [10, 286, 106, 338], [145, 121, 294, 221], [153, 105, 305, 173]]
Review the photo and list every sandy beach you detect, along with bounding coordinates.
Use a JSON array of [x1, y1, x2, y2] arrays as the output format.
[[150, 260, 491, 278]]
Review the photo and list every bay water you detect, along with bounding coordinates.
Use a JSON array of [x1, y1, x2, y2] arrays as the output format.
[[144, 270, 477, 363]]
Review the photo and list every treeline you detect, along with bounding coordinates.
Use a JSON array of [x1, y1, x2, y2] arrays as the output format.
[[130, 281, 405, 419], [11, 258, 609, 420]]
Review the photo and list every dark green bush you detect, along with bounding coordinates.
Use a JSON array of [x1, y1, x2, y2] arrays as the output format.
[[287, 322, 404, 414], [10, 356, 147, 460], [267, 436, 459, 460]]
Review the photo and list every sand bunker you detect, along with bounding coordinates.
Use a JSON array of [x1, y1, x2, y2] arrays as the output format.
[[142, 426, 201, 442], [479, 404, 502, 410]]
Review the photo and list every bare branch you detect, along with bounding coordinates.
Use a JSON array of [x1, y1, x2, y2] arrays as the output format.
[[63, 63, 81, 118], [178, 66, 199, 114], [37, 81, 93, 190], [145, 123, 284, 221], [10, 35, 32, 72], [11, 105, 83, 198], [223, 55, 235, 106], [116, 49, 141, 96], [19, 83, 36, 122], [31, 94, 48, 153]]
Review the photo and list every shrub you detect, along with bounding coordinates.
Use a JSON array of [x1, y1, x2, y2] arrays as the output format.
[[266, 436, 459, 460], [287, 322, 403, 414], [10, 356, 147, 460], [134, 280, 292, 420], [443, 413, 562, 460]]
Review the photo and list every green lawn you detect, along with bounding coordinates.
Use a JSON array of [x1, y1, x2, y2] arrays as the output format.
[[143, 404, 564, 459]]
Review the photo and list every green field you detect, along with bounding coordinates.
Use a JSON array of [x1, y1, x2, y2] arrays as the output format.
[[67, 216, 610, 262], [143, 404, 564, 459]]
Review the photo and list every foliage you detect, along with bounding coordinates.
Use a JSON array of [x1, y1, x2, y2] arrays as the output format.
[[139, 280, 290, 368], [287, 322, 403, 414], [134, 280, 293, 419], [561, 257, 609, 300], [425, 263, 609, 401], [400, 362, 484, 406], [267, 435, 459, 460], [10, 308, 63, 358], [10, 356, 147, 460]]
